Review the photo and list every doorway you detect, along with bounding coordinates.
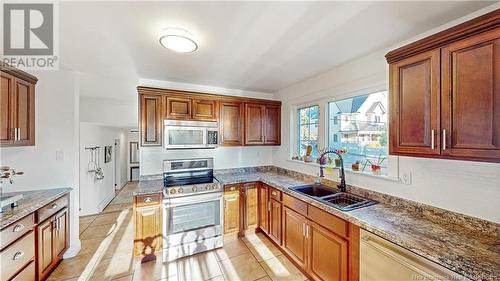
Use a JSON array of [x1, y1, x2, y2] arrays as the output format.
[[114, 139, 120, 190]]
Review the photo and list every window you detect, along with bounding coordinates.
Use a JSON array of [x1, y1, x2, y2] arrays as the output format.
[[298, 105, 319, 158], [328, 91, 388, 174]]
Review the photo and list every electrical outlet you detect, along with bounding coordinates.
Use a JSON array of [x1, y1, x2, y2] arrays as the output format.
[[401, 172, 412, 185], [56, 150, 64, 161]]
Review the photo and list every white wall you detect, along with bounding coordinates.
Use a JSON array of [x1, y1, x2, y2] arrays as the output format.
[[273, 5, 500, 224], [139, 79, 276, 176], [0, 69, 81, 257], [80, 97, 138, 128], [79, 123, 129, 215], [141, 146, 273, 176]]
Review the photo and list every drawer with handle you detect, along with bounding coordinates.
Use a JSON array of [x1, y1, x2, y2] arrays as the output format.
[[135, 193, 161, 207], [224, 184, 240, 193], [38, 194, 69, 223], [0, 231, 35, 281], [0, 214, 34, 250], [11, 260, 35, 281], [269, 188, 282, 201]]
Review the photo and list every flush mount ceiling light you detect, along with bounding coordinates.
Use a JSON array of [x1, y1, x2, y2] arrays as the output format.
[[158, 28, 198, 53]]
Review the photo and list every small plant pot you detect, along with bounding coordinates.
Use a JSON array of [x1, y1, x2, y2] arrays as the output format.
[[371, 165, 382, 175], [334, 159, 342, 167], [303, 155, 313, 163], [351, 163, 360, 171]]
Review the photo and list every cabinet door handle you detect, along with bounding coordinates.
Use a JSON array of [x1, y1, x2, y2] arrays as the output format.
[[144, 197, 152, 203], [302, 223, 306, 237], [267, 201, 271, 212], [17, 128, 20, 141], [305, 225, 309, 238], [12, 224, 25, 232], [226, 197, 237, 202], [431, 129, 435, 149], [271, 191, 277, 196], [12, 250, 24, 261], [442, 129, 447, 150], [51, 203, 58, 209]]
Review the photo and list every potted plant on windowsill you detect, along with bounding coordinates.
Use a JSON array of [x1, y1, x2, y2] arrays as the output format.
[[367, 155, 385, 175]]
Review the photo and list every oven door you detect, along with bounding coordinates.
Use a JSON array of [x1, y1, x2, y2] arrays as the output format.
[[164, 126, 207, 149], [163, 193, 223, 246]]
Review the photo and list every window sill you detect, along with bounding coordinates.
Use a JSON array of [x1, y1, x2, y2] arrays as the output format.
[[286, 159, 400, 182]]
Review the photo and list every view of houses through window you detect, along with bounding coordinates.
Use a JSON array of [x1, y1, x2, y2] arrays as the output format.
[[328, 91, 388, 174], [298, 105, 319, 158]]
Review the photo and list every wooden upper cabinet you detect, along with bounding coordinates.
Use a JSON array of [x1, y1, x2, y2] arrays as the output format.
[[13, 78, 35, 145], [386, 10, 500, 163], [283, 207, 308, 268], [220, 101, 244, 146], [264, 105, 281, 145], [441, 27, 500, 161], [1, 72, 13, 145], [165, 96, 192, 119], [1, 67, 37, 147], [308, 221, 348, 281], [137, 87, 281, 147], [389, 49, 440, 156], [192, 99, 217, 121], [244, 103, 265, 145], [140, 94, 162, 146]]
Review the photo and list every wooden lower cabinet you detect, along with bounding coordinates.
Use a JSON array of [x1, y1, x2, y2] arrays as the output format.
[[134, 204, 162, 256], [244, 183, 258, 230], [308, 221, 349, 281], [223, 192, 240, 234], [269, 199, 282, 244], [258, 188, 358, 281], [258, 184, 269, 233], [283, 207, 308, 268], [38, 208, 68, 281]]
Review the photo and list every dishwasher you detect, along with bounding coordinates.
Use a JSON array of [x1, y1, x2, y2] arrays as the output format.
[[360, 229, 469, 281]]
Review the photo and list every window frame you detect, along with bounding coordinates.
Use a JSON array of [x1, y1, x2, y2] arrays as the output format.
[[297, 105, 320, 158], [291, 83, 399, 180]]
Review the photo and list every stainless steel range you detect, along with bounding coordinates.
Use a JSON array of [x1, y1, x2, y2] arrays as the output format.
[[162, 158, 223, 261]]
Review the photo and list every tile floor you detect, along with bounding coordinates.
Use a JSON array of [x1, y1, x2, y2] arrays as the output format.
[[48, 182, 307, 281]]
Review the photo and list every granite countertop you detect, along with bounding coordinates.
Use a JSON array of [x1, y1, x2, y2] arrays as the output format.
[[214, 171, 500, 281], [0, 188, 72, 229]]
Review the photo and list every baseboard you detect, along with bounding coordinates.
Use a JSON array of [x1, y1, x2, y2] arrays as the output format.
[[98, 191, 116, 212], [63, 238, 81, 259]]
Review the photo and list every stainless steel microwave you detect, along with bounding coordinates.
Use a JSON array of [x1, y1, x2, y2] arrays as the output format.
[[164, 120, 218, 149]]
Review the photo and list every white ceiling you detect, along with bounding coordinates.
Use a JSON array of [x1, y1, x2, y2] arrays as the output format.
[[59, 1, 494, 100]]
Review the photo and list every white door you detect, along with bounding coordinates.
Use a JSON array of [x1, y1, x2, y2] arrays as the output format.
[[114, 139, 120, 190]]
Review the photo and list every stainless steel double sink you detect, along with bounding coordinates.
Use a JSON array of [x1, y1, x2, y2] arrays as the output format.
[[290, 184, 377, 211]]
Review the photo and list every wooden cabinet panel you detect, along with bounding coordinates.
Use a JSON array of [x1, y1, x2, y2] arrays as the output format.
[[264, 105, 281, 145], [220, 101, 244, 146], [1, 231, 35, 281], [13, 78, 35, 145], [244, 183, 258, 229], [441, 27, 500, 161], [11, 260, 35, 281], [258, 184, 269, 233], [134, 204, 162, 256], [269, 199, 282, 244], [244, 103, 265, 145], [166, 96, 192, 119], [308, 206, 348, 239], [54, 209, 68, 258], [193, 99, 217, 121], [282, 207, 308, 268], [38, 219, 54, 279], [1, 72, 13, 145], [389, 49, 440, 156], [308, 221, 348, 281], [223, 192, 240, 234], [140, 95, 162, 146]]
